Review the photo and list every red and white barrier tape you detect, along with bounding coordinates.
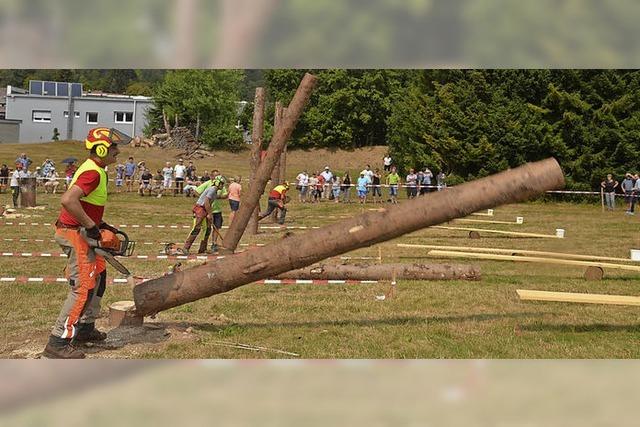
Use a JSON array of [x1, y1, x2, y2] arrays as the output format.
[[0, 238, 265, 247], [0, 252, 226, 260], [0, 222, 320, 230], [0, 276, 379, 285]]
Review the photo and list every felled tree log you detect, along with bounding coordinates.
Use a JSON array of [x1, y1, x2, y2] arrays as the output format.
[[223, 73, 317, 251], [275, 263, 481, 281], [134, 158, 564, 316]]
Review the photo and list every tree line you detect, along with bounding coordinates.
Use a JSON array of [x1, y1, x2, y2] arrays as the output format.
[[2, 69, 639, 189]]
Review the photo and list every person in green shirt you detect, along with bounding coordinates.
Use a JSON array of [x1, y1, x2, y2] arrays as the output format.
[[386, 166, 401, 204], [210, 182, 228, 252]]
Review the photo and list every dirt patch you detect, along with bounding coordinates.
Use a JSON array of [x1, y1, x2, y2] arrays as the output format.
[[1, 318, 202, 359]]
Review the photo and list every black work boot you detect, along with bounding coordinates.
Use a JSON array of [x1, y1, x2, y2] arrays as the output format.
[[42, 335, 85, 359], [74, 323, 107, 343]]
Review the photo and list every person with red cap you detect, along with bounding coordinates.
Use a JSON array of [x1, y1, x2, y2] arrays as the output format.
[[43, 127, 132, 359]]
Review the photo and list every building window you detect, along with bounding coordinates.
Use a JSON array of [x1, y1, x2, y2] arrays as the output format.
[[74, 111, 80, 118], [32, 110, 52, 123], [86, 112, 98, 124], [63, 111, 69, 118], [114, 111, 134, 123]]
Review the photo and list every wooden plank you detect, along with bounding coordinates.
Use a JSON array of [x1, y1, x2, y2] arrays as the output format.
[[427, 250, 640, 272], [454, 218, 521, 225], [517, 289, 640, 306], [430, 225, 561, 239], [396, 244, 634, 263]]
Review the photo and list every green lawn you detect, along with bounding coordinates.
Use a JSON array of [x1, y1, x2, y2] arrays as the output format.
[[1, 143, 640, 358]]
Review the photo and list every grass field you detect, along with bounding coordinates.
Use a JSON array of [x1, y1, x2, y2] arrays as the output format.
[[1, 142, 640, 359]]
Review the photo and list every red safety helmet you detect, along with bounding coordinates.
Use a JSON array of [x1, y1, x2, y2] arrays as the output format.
[[85, 127, 132, 151]]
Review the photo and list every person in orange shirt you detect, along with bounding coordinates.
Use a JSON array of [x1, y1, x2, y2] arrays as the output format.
[[228, 176, 242, 224]]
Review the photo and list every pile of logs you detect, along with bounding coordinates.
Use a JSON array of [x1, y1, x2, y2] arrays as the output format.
[[131, 126, 215, 159]]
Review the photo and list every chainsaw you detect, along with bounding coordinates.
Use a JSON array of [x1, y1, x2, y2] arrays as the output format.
[[81, 228, 136, 276]]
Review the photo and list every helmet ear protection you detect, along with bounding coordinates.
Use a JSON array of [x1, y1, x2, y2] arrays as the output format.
[[95, 144, 108, 158]]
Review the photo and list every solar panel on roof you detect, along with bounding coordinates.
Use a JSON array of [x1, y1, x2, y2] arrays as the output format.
[[57, 83, 69, 97], [43, 81, 56, 96], [71, 83, 82, 97], [29, 81, 42, 95]]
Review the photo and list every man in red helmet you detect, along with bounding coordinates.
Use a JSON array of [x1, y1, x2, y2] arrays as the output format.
[[43, 127, 131, 359]]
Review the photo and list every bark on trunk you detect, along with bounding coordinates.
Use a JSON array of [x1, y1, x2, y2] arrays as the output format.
[[244, 87, 265, 235], [223, 73, 317, 251], [269, 102, 284, 222], [275, 263, 481, 281], [134, 158, 564, 316]]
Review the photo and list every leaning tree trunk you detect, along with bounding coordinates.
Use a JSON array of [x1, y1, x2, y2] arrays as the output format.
[[269, 102, 284, 222], [245, 87, 265, 235], [134, 158, 564, 316], [275, 263, 481, 281], [223, 73, 317, 252], [278, 107, 288, 184]]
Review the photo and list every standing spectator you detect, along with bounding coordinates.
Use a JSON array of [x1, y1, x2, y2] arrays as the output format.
[[124, 156, 136, 192], [320, 166, 333, 199], [341, 171, 352, 203], [622, 173, 635, 215], [386, 166, 401, 204], [138, 168, 153, 196], [422, 168, 434, 194], [316, 171, 326, 202], [0, 164, 8, 194], [43, 168, 60, 194], [174, 158, 187, 196], [136, 161, 146, 183], [41, 158, 55, 176], [405, 168, 418, 199], [601, 174, 618, 211], [64, 161, 77, 190], [186, 161, 197, 180], [437, 171, 446, 191], [114, 162, 125, 193], [371, 169, 383, 203], [228, 176, 242, 224], [360, 165, 374, 182], [383, 154, 392, 172], [296, 170, 309, 203], [308, 173, 320, 203], [160, 161, 174, 198], [357, 172, 371, 204], [15, 153, 32, 171], [10, 163, 27, 208], [332, 175, 341, 202]]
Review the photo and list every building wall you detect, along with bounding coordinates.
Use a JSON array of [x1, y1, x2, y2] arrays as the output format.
[[4, 95, 152, 143], [0, 120, 20, 143]]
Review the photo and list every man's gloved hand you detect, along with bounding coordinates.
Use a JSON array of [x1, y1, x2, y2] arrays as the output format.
[[99, 222, 119, 234], [85, 225, 101, 242]]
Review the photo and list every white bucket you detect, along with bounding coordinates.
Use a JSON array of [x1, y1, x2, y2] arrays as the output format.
[[516, 216, 524, 224], [555, 228, 565, 238], [630, 249, 640, 261], [487, 209, 494, 216]]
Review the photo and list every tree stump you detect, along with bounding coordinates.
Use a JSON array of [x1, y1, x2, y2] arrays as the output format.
[[583, 266, 604, 281], [19, 177, 36, 208], [468, 231, 481, 239], [109, 301, 143, 327]]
